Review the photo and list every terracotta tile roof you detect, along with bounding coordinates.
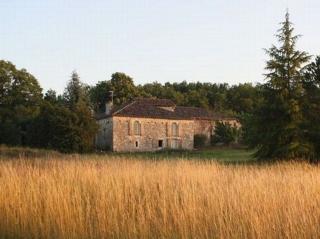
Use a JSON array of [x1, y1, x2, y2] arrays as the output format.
[[96, 98, 233, 120]]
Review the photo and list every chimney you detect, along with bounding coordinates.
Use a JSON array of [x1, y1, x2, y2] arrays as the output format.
[[105, 101, 113, 115], [105, 91, 114, 115]]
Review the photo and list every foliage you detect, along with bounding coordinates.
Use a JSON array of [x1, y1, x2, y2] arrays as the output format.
[[90, 78, 260, 115], [89, 80, 113, 112], [27, 101, 97, 153], [27, 102, 80, 152], [27, 72, 98, 153], [226, 83, 263, 114], [194, 134, 207, 148], [240, 113, 257, 147], [63, 71, 90, 109], [89, 72, 139, 111], [110, 72, 139, 105], [301, 57, 320, 161], [0, 120, 21, 145], [212, 121, 238, 145], [3, 12, 320, 159], [73, 99, 98, 152], [0, 60, 42, 145], [246, 12, 312, 160], [44, 89, 59, 104]]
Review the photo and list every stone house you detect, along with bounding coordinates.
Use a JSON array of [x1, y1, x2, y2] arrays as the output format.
[[95, 98, 239, 152]]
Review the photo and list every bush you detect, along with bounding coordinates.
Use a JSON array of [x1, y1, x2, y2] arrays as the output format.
[[211, 121, 239, 146], [194, 134, 207, 148]]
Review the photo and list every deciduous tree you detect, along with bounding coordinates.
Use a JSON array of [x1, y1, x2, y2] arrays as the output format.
[[0, 60, 42, 145]]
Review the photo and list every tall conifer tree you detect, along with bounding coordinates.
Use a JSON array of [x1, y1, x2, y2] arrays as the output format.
[[302, 57, 320, 161], [249, 12, 311, 159], [63, 71, 88, 109]]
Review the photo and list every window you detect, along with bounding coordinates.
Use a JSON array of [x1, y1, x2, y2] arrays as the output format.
[[134, 121, 141, 136], [135, 141, 139, 148], [158, 140, 163, 148], [172, 122, 179, 137]]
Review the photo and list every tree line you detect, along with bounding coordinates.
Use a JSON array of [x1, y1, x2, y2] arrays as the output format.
[[90, 72, 262, 115], [1, 12, 320, 161], [0, 68, 98, 153], [0, 63, 257, 152]]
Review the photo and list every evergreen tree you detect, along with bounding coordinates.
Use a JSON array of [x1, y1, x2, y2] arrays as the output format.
[[301, 57, 320, 161], [248, 12, 311, 159], [63, 71, 90, 109]]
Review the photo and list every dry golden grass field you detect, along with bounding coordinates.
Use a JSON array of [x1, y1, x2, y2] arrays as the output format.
[[1, 148, 320, 238]]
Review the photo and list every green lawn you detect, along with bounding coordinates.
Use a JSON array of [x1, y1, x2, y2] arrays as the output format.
[[1, 145, 255, 163], [114, 148, 255, 163]]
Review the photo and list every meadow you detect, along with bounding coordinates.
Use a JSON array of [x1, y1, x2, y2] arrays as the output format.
[[0, 147, 320, 238]]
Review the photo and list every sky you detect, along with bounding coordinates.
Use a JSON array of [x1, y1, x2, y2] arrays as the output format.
[[1, 0, 319, 93]]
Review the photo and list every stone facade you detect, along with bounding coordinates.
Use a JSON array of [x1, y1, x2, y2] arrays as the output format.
[[97, 116, 194, 152], [96, 116, 241, 151], [193, 119, 214, 145], [95, 98, 240, 152]]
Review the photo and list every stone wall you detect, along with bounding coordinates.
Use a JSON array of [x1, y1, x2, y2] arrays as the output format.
[[95, 117, 113, 150], [95, 116, 241, 152], [193, 120, 213, 145], [193, 119, 241, 146], [112, 116, 194, 152]]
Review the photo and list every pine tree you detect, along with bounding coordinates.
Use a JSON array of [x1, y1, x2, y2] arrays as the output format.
[[63, 71, 89, 109], [249, 12, 311, 160], [301, 57, 320, 161]]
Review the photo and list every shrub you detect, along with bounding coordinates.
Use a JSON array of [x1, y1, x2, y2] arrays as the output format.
[[211, 121, 239, 145]]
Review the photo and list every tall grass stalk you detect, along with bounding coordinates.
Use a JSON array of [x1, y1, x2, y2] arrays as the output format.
[[0, 157, 320, 238]]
